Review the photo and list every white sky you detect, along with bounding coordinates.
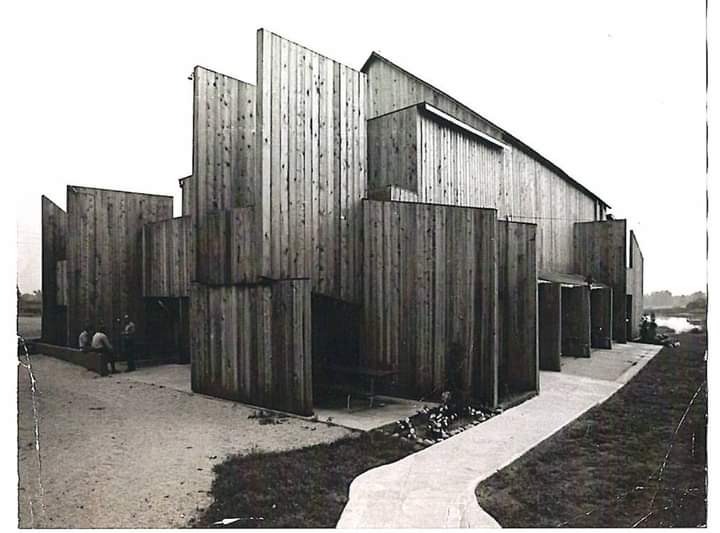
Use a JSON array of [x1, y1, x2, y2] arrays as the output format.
[[7, 0, 707, 295]]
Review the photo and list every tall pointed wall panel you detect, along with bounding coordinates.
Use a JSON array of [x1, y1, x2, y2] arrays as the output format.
[[256, 29, 367, 302], [66, 186, 173, 347], [574, 220, 627, 343], [497, 220, 538, 397], [362, 200, 498, 406], [190, 279, 312, 416], [192, 67, 256, 281], [41, 196, 68, 344]]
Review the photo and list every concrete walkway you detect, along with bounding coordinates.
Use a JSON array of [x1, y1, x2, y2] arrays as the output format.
[[336, 343, 663, 528]]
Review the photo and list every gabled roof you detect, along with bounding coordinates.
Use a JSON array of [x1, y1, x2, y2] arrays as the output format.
[[361, 52, 611, 209]]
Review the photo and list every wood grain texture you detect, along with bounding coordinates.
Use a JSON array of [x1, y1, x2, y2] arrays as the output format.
[[66, 186, 173, 348], [190, 279, 312, 415], [362, 199, 498, 405], [180, 176, 194, 217], [626, 230, 644, 340], [142, 216, 194, 297], [56, 260, 69, 306], [192, 67, 256, 279], [561, 286, 591, 357], [363, 53, 608, 207], [497, 220, 538, 397], [195, 207, 256, 284], [538, 282, 561, 372], [590, 287, 613, 349], [574, 219, 628, 342], [256, 30, 367, 302], [41, 196, 67, 344], [367, 104, 597, 273]]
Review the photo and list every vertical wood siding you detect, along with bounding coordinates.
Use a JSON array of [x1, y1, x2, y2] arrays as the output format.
[[192, 67, 256, 279], [56, 260, 69, 306], [142, 216, 194, 297], [256, 30, 367, 302], [590, 287, 613, 348], [538, 282, 561, 371], [180, 176, 194, 217], [497, 221, 538, 396], [362, 200, 498, 405], [66, 186, 173, 347], [41, 196, 67, 344], [626, 230, 644, 339], [574, 220, 628, 342], [196, 208, 256, 284], [190, 279, 312, 416], [561, 286, 592, 357], [364, 58, 601, 274], [367, 106, 418, 193]]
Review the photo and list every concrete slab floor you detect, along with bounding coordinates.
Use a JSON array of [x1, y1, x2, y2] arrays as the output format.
[[314, 396, 438, 432], [561, 342, 659, 382], [337, 342, 664, 529], [123, 364, 434, 431]]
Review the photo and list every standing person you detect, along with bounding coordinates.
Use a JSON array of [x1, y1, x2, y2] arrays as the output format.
[[92, 325, 116, 374], [121, 314, 137, 372], [78, 324, 94, 351]]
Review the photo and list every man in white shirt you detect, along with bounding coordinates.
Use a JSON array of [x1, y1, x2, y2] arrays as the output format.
[[92, 326, 116, 374], [78, 324, 93, 351]]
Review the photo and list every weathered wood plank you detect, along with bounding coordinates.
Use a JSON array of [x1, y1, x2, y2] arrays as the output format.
[[363, 199, 499, 403]]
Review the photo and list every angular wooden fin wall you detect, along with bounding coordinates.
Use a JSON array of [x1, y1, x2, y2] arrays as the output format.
[[497, 220, 538, 397], [590, 287, 613, 349], [561, 286, 592, 357], [626, 230, 644, 340], [192, 67, 256, 281], [362, 199, 498, 406], [573, 220, 627, 343], [538, 282, 562, 372], [41, 196, 68, 344], [190, 279, 313, 416], [66, 186, 173, 347], [256, 29, 367, 302]]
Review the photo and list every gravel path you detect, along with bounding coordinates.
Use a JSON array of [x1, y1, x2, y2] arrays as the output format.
[[17, 354, 351, 528]]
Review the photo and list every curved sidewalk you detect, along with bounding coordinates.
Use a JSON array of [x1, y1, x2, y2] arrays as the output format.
[[337, 343, 663, 528]]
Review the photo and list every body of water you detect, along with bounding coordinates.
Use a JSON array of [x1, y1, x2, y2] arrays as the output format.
[[654, 316, 699, 334]]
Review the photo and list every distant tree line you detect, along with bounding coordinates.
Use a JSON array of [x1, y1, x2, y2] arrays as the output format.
[[644, 290, 706, 310], [17, 288, 42, 316]]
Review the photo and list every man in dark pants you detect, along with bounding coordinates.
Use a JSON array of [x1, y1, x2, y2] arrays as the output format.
[[91, 325, 116, 374], [121, 314, 137, 372]]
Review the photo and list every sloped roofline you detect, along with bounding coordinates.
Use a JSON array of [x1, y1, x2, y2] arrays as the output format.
[[361, 52, 611, 209]]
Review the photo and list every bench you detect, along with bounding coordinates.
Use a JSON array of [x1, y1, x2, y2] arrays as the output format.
[[325, 366, 399, 409]]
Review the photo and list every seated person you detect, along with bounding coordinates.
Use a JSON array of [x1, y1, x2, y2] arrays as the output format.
[[91, 326, 116, 374], [78, 324, 94, 352]]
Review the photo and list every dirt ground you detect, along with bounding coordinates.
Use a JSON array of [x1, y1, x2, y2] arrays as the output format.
[[17, 354, 351, 528]]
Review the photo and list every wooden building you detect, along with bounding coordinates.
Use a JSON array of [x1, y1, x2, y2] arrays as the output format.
[[40, 28, 644, 415]]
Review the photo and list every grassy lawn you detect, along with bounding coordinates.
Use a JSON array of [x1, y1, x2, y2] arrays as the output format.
[[476, 331, 707, 528], [195, 332, 706, 528], [192, 432, 416, 528]]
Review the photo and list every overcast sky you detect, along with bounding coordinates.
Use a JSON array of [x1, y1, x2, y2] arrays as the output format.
[[9, 0, 707, 295]]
